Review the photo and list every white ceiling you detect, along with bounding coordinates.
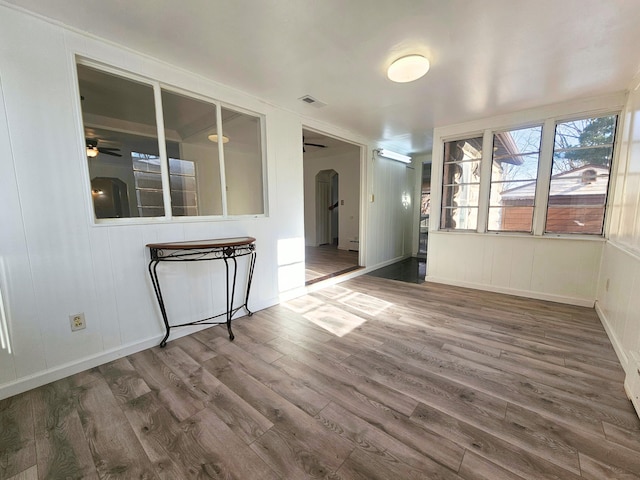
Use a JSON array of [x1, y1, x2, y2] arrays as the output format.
[[6, 0, 640, 155]]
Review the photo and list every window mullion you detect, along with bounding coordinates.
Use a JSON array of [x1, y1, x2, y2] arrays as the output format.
[[532, 118, 555, 235], [154, 83, 172, 220], [477, 130, 493, 233], [216, 103, 228, 216]]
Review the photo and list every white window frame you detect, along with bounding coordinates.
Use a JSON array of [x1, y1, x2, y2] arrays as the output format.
[[75, 57, 268, 225], [439, 133, 485, 232], [543, 114, 618, 236], [431, 103, 622, 239]]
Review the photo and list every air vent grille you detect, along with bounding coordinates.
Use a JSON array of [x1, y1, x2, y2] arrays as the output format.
[[299, 95, 327, 108]]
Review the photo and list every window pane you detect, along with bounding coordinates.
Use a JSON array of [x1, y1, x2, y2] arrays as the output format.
[[546, 206, 606, 234], [488, 126, 541, 232], [488, 206, 534, 232], [161, 90, 222, 216], [546, 115, 617, 235], [78, 64, 163, 218], [221, 107, 265, 215], [440, 207, 478, 230], [442, 183, 480, 207], [440, 137, 482, 230]]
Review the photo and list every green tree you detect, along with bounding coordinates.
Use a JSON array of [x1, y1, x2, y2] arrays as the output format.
[[555, 115, 616, 171]]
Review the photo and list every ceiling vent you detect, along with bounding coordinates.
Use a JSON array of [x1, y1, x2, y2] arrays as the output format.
[[299, 95, 327, 108]]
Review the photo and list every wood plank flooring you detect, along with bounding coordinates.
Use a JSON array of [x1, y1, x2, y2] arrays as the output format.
[[2, 275, 640, 479], [305, 245, 359, 284]]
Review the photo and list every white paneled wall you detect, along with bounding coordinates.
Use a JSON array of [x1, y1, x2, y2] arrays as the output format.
[[0, 6, 409, 399], [428, 233, 603, 306], [366, 155, 415, 267], [596, 77, 640, 413]]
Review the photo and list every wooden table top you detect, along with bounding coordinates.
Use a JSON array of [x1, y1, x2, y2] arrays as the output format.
[[146, 236, 256, 250]]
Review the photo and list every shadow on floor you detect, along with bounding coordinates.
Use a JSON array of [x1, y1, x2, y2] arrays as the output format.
[[366, 257, 426, 284]]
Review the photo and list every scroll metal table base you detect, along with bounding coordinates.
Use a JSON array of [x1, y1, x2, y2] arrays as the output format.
[[147, 237, 256, 347]]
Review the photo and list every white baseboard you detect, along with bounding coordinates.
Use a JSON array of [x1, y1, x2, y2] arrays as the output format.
[[368, 254, 412, 271], [595, 300, 629, 371], [0, 300, 278, 401], [0, 334, 163, 400], [425, 276, 595, 308]]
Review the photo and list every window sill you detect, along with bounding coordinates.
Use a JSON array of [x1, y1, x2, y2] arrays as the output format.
[[432, 230, 606, 243], [92, 214, 268, 227]]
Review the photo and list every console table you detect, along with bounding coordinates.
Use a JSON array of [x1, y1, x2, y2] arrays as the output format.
[[146, 236, 256, 347]]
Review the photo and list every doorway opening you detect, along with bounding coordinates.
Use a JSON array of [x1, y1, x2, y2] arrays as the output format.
[[418, 161, 431, 261], [303, 128, 362, 285]]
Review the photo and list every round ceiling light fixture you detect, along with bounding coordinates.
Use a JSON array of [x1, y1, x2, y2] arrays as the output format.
[[208, 133, 229, 143], [387, 54, 430, 83]]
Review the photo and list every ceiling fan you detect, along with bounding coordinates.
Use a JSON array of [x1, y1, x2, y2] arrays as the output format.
[[86, 138, 122, 158], [303, 136, 327, 153]]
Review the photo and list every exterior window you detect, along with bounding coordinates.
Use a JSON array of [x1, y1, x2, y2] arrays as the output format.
[[78, 62, 266, 221], [440, 137, 482, 230], [546, 115, 617, 234], [488, 126, 542, 232]]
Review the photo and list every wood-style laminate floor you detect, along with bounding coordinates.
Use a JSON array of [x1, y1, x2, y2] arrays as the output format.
[[305, 245, 359, 284], [2, 276, 640, 479]]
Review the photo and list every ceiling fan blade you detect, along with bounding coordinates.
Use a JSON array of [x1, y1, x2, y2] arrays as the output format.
[[99, 149, 122, 157], [304, 142, 327, 148]]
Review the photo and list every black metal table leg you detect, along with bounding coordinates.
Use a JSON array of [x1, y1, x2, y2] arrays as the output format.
[[244, 251, 256, 316], [223, 256, 235, 341], [148, 257, 171, 348]]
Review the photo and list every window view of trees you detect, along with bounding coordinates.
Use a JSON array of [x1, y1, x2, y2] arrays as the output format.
[[440, 114, 618, 236], [488, 126, 542, 232], [546, 115, 617, 234]]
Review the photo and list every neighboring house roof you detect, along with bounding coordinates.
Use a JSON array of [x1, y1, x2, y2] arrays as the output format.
[[500, 165, 609, 200]]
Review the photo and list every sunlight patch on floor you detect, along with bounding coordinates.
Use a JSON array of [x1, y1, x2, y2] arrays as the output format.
[[314, 284, 352, 300], [281, 283, 395, 337], [338, 292, 392, 317], [302, 304, 367, 337], [282, 294, 325, 314]]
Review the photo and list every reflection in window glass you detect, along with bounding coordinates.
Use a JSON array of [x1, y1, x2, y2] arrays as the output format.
[[79, 62, 267, 220], [78, 64, 162, 218], [546, 115, 617, 234], [221, 107, 264, 215], [488, 126, 542, 232], [440, 137, 482, 230], [161, 90, 222, 216]]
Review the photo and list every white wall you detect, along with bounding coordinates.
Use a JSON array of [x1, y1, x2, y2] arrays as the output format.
[[0, 6, 413, 399], [427, 94, 626, 306], [595, 75, 640, 413], [303, 147, 360, 250], [366, 154, 415, 267], [428, 233, 603, 306]]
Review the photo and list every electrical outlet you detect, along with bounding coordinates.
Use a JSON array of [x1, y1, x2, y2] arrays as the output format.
[[70, 313, 86, 331]]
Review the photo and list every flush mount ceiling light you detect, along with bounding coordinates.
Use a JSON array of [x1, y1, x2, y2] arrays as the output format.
[[208, 133, 229, 143], [387, 54, 430, 83]]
